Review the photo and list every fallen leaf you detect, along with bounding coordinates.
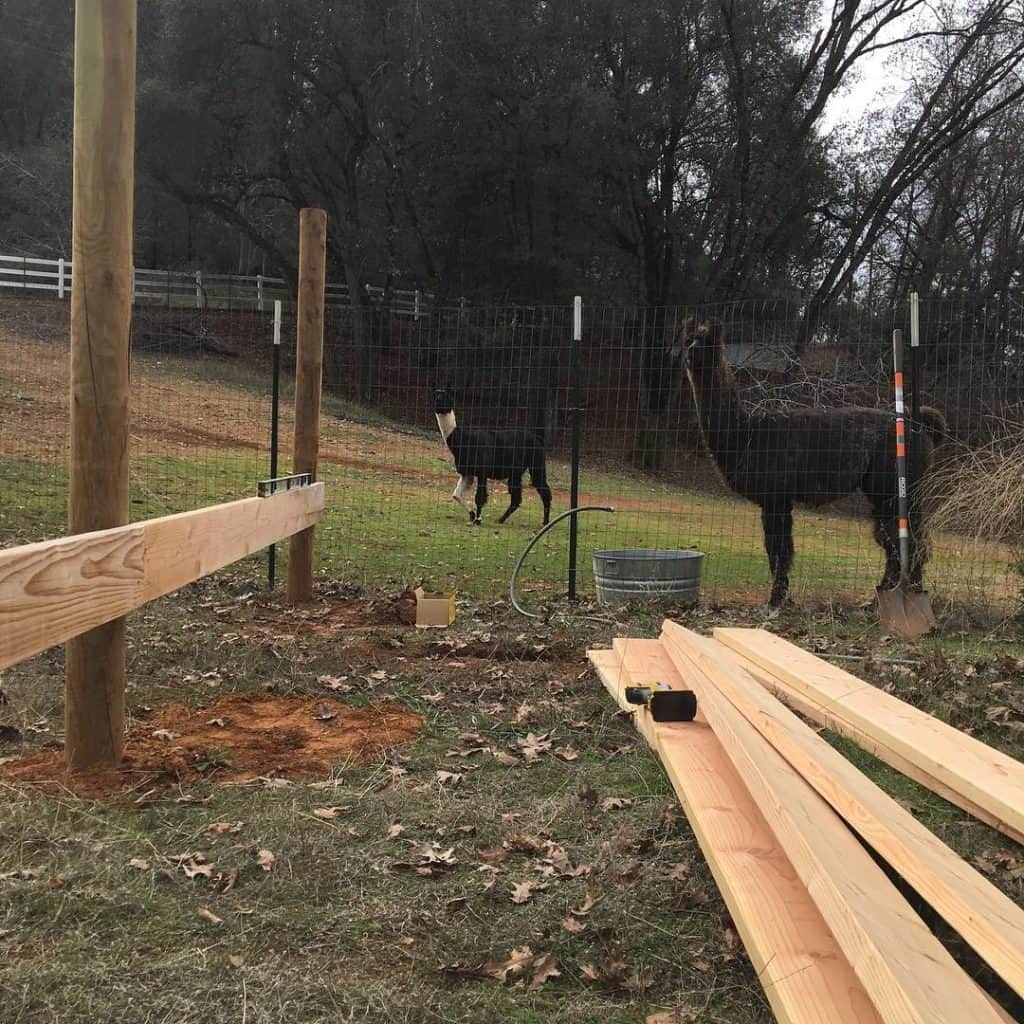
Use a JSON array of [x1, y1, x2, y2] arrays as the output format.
[[562, 915, 586, 933], [228, 954, 245, 969], [151, 729, 178, 741], [510, 880, 547, 904], [179, 856, 214, 880], [205, 821, 244, 838], [436, 770, 463, 786], [477, 845, 509, 865], [387, 824, 405, 840], [513, 702, 538, 726], [492, 750, 520, 767], [527, 950, 560, 992], [48, 875, 65, 890], [312, 706, 338, 722], [211, 867, 239, 894], [487, 945, 535, 984], [646, 1010, 699, 1023], [128, 858, 150, 871], [554, 745, 579, 762], [570, 894, 595, 916], [313, 806, 349, 820], [256, 849, 276, 872], [664, 862, 690, 882], [600, 797, 632, 811], [517, 731, 552, 762], [206, 717, 227, 728], [197, 908, 223, 925], [318, 674, 350, 690], [503, 833, 544, 854]]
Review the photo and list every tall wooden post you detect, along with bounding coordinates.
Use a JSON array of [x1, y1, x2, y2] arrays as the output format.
[[65, 0, 137, 769], [287, 208, 327, 603]]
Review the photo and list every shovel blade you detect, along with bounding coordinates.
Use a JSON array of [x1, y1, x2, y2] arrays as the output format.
[[876, 585, 937, 638]]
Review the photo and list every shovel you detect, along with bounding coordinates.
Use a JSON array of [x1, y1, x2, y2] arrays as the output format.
[[877, 320, 936, 637]]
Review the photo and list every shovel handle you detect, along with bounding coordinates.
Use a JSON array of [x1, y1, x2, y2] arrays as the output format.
[[892, 329, 911, 581]]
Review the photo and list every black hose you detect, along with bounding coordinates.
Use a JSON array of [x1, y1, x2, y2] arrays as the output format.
[[509, 505, 615, 618]]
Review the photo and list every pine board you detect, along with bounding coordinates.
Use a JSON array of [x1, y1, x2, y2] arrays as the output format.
[[662, 622, 1005, 1024], [673, 635, 1024, 997], [588, 643, 884, 1024], [714, 628, 1024, 843], [0, 483, 325, 671], [720, 645, 1023, 845]]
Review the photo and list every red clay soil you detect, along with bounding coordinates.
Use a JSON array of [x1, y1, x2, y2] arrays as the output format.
[[0, 693, 422, 799]]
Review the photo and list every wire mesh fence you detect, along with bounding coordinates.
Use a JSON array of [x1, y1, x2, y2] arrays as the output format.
[[0, 295, 275, 559], [2, 288, 1022, 618], [318, 296, 1024, 617]]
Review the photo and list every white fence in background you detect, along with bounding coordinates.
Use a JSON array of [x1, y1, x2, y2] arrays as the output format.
[[0, 253, 430, 317]]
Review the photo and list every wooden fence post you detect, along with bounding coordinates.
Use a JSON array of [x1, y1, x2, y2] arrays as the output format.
[[65, 0, 136, 770], [287, 208, 327, 603]]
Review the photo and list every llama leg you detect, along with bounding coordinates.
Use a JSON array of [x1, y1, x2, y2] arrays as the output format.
[[473, 477, 488, 525], [452, 475, 475, 523], [761, 502, 794, 606], [868, 494, 901, 589], [529, 460, 552, 525], [498, 472, 523, 523], [908, 484, 931, 591]]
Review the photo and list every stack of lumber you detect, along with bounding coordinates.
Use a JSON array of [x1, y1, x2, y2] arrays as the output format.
[[588, 624, 1024, 1024]]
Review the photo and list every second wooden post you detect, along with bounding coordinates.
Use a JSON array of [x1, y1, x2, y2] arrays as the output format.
[[287, 208, 327, 602]]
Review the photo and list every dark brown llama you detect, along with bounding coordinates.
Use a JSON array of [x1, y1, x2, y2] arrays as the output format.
[[677, 322, 946, 606]]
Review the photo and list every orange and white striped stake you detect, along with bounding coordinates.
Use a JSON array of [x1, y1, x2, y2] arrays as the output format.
[[892, 329, 911, 572]]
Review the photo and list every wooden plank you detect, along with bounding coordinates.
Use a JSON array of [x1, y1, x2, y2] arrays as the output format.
[[721, 646, 1024, 845], [0, 484, 324, 672], [661, 622, 1004, 1024], [715, 628, 1024, 844], [674, 636, 1024, 997], [287, 208, 327, 603], [589, 643, 884, 1024]]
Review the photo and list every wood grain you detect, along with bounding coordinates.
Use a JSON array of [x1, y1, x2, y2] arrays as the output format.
[[287, 208, 327, 602], [589, 642, 883, 1024], [675, 635, 1024, 997], [715, 628, 1024, 844], [66, 0, 138, 767], [662, 622, 1004, 1024], [1, 484, 324, 673], [720, 645, 1024, 845]]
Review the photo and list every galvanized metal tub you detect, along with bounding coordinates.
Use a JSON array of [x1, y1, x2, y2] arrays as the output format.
[[592, 549, 704, 608]]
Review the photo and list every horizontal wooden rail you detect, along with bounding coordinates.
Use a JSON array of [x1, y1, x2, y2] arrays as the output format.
[[0, 483, 324, 671]]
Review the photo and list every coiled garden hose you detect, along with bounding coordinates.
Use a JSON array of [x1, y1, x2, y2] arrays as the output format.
[[509, 505, 616, 618]]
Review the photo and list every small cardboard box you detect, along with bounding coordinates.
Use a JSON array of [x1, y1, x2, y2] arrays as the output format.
[[414, 587, 456, 628]]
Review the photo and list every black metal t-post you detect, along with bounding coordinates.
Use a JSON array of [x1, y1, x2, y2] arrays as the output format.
[[567, 296, 582, 600], [268, 299, 282, 588]]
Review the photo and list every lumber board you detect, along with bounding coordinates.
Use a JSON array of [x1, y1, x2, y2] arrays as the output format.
[[715, 628, 1024, 843], [0, 484, 324, 671], [589, 643, 884, 1024], [662, 622, 1004, 1024], [680, 638, 1024, 997], [721, 645, 1024, 845]]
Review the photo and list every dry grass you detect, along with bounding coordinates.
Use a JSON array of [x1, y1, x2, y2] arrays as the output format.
[[1, 576, 1023, 1022], [926, 426, 1024, 592]]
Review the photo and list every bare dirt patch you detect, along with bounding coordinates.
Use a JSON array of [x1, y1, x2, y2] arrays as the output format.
[[0, 692, 421, 799]]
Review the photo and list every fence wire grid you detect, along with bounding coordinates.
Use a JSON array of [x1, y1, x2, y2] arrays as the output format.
[[2, 289, 1022, 618]]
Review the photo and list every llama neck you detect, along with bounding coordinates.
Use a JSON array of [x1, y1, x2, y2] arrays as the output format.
[[688, 363, 750, 462], [436, 410, 457, 442]]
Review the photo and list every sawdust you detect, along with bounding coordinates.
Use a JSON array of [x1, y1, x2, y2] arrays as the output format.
[[0, 692, 422, 799]]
